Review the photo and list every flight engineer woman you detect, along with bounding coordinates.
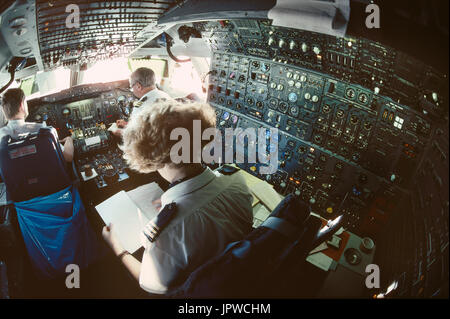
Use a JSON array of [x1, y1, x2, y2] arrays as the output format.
[[102, 100, 254, 294]]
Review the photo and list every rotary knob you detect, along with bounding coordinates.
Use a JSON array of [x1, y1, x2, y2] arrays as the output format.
[[293, 74, 300, 80], [288, 80, 295, 87], [300, 75, 307, 82], [280, 182, 286, 188], [312, 95, 319, 103], [295, 82, 302, 89], [288, 92, 298, 103], [279, 39, 286, 48], [270, 82, 277, 89], [286, 72, 293, 78], [277, 84, 284, 91], [304, 92, 311, 100], [268, 37, 275, 46]]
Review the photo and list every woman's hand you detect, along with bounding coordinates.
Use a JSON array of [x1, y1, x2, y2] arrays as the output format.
[[102, 223, 125, 256]]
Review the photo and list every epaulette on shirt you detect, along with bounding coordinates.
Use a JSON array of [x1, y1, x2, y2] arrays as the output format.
[[133, 96, 147, 109], [143, 202, 177, 243]]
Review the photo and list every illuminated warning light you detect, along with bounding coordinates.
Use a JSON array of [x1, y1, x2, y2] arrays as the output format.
[[295, 180, 300, 185], [326, 207, 333, 214], [289, 177, 294, 181], [382, 110, 388, 119], [250, 166, 257, 172]]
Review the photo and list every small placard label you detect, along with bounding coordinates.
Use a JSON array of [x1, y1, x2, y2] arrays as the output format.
[[8, 144, 37, 159]]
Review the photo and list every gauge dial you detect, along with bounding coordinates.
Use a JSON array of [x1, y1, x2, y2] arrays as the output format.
[[117, 95, 126, 104], [62, 108, 71, 116]]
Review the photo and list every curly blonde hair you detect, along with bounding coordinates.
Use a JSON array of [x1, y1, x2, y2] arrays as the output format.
[[121, 100, 217, 173]]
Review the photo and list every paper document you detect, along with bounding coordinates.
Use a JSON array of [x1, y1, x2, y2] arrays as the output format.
[[127, 182, 164, 225], [236, 169, 283, 211], [250, 181, 283, 211], [95, 182, 163, 253], [306, 253, 336, 271]]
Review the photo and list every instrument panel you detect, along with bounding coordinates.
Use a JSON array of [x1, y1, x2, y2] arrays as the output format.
[[26, 81, 137, 190], [208, 49, 439, 237]]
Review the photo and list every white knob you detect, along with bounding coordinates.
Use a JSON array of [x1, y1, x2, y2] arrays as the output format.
[[289, 40, 296, 50], [304, 92, 311, 100], [301, 43, 308, 52], [432, 92, 438, 102]]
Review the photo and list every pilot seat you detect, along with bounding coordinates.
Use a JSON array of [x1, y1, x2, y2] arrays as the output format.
[[0, 127, 100, 279]]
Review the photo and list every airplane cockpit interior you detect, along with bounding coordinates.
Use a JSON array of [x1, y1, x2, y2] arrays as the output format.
[[0, 0, 448, 301]]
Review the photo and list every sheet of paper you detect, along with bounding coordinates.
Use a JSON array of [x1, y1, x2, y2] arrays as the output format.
[[306, 252, 335, 271], [236, 170, 262, 206], [309, 242, 329, 255], [95, 191, 143, 253], [250, 181, 283, 211], [127, 182, 164, 223], [253, 204, 271, 222]]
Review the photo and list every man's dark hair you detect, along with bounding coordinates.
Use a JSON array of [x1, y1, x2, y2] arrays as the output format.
[[1, 88, 25, 119]]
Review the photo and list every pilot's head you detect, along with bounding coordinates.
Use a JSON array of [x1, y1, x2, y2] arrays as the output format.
[[121, 100, 216, 182], [129, 67, 156, 99], [1, 88, 28, 120]]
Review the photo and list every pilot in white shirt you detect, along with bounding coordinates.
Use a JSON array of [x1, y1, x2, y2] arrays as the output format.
[[0, 88, 74, 162], [102, 100, 253, 294], [131, 87, 172, 117], [113, 67, 172, 136]]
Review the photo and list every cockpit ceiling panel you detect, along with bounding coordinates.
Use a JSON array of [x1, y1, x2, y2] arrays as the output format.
[[36, 0, 179, 70]]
